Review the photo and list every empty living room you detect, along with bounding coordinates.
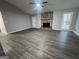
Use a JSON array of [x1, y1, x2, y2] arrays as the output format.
[[0, 0, 79, 59]]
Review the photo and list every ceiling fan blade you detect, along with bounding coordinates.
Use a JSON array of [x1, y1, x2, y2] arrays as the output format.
[[30, 1, 48, 4], [42, 1, 48, 4], [30, 2, 35, 4]]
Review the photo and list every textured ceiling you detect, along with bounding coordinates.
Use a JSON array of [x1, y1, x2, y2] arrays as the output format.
[[4, 0, 79, 15]]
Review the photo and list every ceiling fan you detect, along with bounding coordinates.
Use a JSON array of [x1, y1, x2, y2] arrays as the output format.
[[30, 1, 48, 7]]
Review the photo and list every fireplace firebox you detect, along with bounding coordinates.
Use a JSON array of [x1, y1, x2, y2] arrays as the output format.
[[43, 23, 50, 28]]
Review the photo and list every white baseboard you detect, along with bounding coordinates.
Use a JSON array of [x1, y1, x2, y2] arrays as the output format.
[[8, 27, 32, 34], [0, 56, 9, 59], [73, 31, 79, 36]]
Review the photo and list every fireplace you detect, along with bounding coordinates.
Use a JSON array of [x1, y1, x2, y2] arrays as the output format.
[[43, 23, 50, 28]]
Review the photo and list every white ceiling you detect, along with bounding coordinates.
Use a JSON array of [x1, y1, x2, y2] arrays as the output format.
[[5, 0, 79, 15]]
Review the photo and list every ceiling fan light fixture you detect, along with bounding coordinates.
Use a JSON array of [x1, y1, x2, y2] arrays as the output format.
[[36, 4, 41, 7]]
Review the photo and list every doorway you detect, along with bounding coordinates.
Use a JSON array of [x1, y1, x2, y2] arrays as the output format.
[[0, 11, 7, 34], [61, 12, 73, 30]]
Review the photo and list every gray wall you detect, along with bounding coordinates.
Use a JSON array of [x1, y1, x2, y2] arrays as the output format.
[[52, 8, 78, 30], [0, 0, 32, 33]]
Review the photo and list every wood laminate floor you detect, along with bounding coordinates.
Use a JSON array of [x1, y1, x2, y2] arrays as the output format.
[[0, 28, 79, 59]]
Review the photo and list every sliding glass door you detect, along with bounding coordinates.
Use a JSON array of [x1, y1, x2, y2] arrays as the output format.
[[62, 12, 73, 30]]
